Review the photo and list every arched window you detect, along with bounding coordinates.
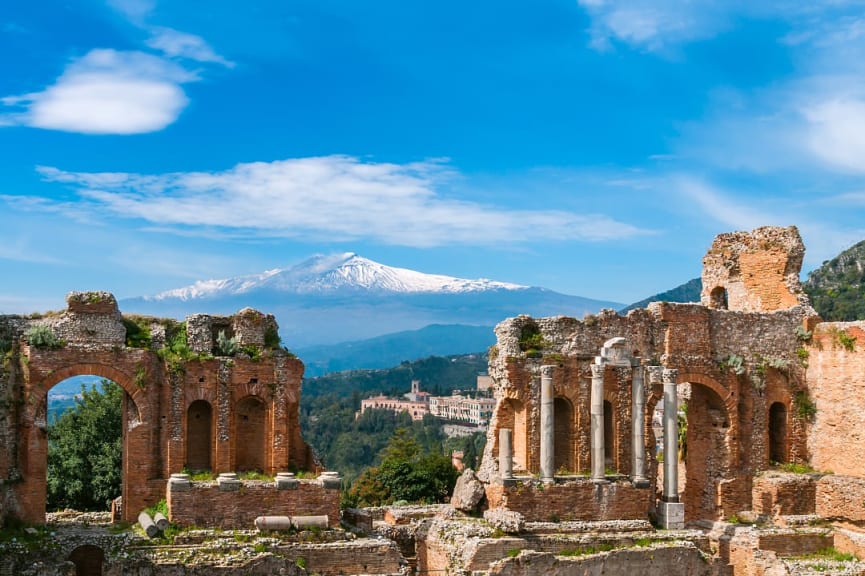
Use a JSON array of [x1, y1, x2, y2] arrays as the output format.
[[710, 286, 729, 310], [236, 395, 267, 472], [186, 400, 212, 471]]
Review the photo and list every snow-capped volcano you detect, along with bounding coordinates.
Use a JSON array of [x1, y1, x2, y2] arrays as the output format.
[[122, 252, 622, 351], [145, 253, 528, 301]]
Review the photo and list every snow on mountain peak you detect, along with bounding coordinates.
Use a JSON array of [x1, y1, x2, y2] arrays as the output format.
[[147, 253, 528, 301]]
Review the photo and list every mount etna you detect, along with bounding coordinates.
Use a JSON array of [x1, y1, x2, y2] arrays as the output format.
[[120, 253, 622, 373]]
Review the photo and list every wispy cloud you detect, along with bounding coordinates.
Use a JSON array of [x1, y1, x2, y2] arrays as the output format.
[[1, 49, 194, 134], [106, 0, 156, 23], [29, 156, 651, 247], [576, 0, 737, 51], [146, 27, 235, 67], [803, 98, 865, 173]]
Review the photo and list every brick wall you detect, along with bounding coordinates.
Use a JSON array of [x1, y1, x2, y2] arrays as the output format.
[[485, 479, 651, 522], [167, 479, 340, 529], [816, 475, 865, 522], [752, 472, 816, 517], [806, 322, 865, 477]]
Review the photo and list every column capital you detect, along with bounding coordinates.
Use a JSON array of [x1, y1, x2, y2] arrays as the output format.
[[591, 363, 605, 378], [540, 364, 555, 378], [662, 368, 679, 384]]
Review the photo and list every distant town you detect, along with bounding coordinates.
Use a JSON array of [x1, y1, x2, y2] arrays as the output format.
[[359, 376, 495, 436]]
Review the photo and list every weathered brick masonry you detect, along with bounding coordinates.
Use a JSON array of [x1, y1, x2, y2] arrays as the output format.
[[479, 225, 860, 525], [0, 292, 318, 526], [167, 478, 340, 529]]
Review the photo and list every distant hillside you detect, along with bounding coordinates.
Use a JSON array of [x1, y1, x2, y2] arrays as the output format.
[[297, 324, 495, 377], [302, 353, 488, 400], [804, 239, 865, 321], [619, 278, 702, 313]]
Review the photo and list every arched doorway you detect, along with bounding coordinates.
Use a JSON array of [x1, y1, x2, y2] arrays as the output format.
[[554, 397, 574, 472], [235, 395, 267, 472], [186, 400, 212, 471], [769, 402, 787, 464], [496, 398, 528, 473], [684, 383, 732, 521], [46, 376, 124, 512], [68, 545, 105, 576]]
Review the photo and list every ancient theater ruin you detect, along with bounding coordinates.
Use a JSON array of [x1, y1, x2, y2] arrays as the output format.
[[6, 225, 865, 575]]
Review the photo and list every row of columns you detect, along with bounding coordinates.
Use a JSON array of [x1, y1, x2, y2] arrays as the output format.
[[497, 358, 681, 501]]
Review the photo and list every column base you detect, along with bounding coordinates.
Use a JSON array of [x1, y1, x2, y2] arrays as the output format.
[[631, 476, 650, 488], [657, 500, 685, 529]]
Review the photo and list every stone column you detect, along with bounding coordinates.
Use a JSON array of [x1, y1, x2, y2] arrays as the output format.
[[499, 428, 514, 484], [658, 367, 685, 529], [540, 365, 555, 483], [590, 363, 606, 482], [662, 368, 679, 502], [631, 361, 648, 486]]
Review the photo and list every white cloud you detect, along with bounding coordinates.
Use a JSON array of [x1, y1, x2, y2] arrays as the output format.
[[804, 98, 865, 173], [31, 156, 650, 247], [106, 0, 155, 23], [577, 0, 734, 51], [1, 49, 194, 134], [147, 27, 234, 67]]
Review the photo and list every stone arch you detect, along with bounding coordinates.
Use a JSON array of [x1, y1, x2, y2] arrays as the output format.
[[186, 400, 213, 471], [235, 395, 267, 472], [553, 397, 575, 472], [68, 544, 105, 576], [27, 363, 145, 424], [18, 360, 152, 525], [769, 401, 788, 464]]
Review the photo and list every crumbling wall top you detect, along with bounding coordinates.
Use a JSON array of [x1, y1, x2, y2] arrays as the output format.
[[701, 225, 810, 313]]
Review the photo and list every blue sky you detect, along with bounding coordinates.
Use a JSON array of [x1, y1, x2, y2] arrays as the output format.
[[3, 0, 865, 313]]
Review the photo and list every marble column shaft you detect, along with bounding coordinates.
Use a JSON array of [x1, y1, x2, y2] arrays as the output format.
[[662, 368, 679, 502], [631, 361, 647, 484], [499, 428, 513, 480], [539, 365, 555, 483], [590, 363, 606, 481]]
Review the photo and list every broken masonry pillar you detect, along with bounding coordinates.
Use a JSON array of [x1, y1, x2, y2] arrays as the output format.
[[590, 363, 607, 482], [499, 428, 514, 483], [539, 365, 555, 483], [631, 360, 648, 486]]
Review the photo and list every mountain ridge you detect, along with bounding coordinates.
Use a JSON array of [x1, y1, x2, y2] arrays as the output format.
[[145, 253, 528, 301], [120, 253, 623, 349]]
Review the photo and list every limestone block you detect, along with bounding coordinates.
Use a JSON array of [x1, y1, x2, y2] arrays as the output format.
[[451, 469, 486, 512]]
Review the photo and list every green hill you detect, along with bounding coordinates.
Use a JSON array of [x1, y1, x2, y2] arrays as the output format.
[[804, 239, 865, 321], [619, 277, 703, 313]]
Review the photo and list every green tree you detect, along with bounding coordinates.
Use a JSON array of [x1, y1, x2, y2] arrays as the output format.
[[345, 428, 458, 507], [47, 379, 122, 511]]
